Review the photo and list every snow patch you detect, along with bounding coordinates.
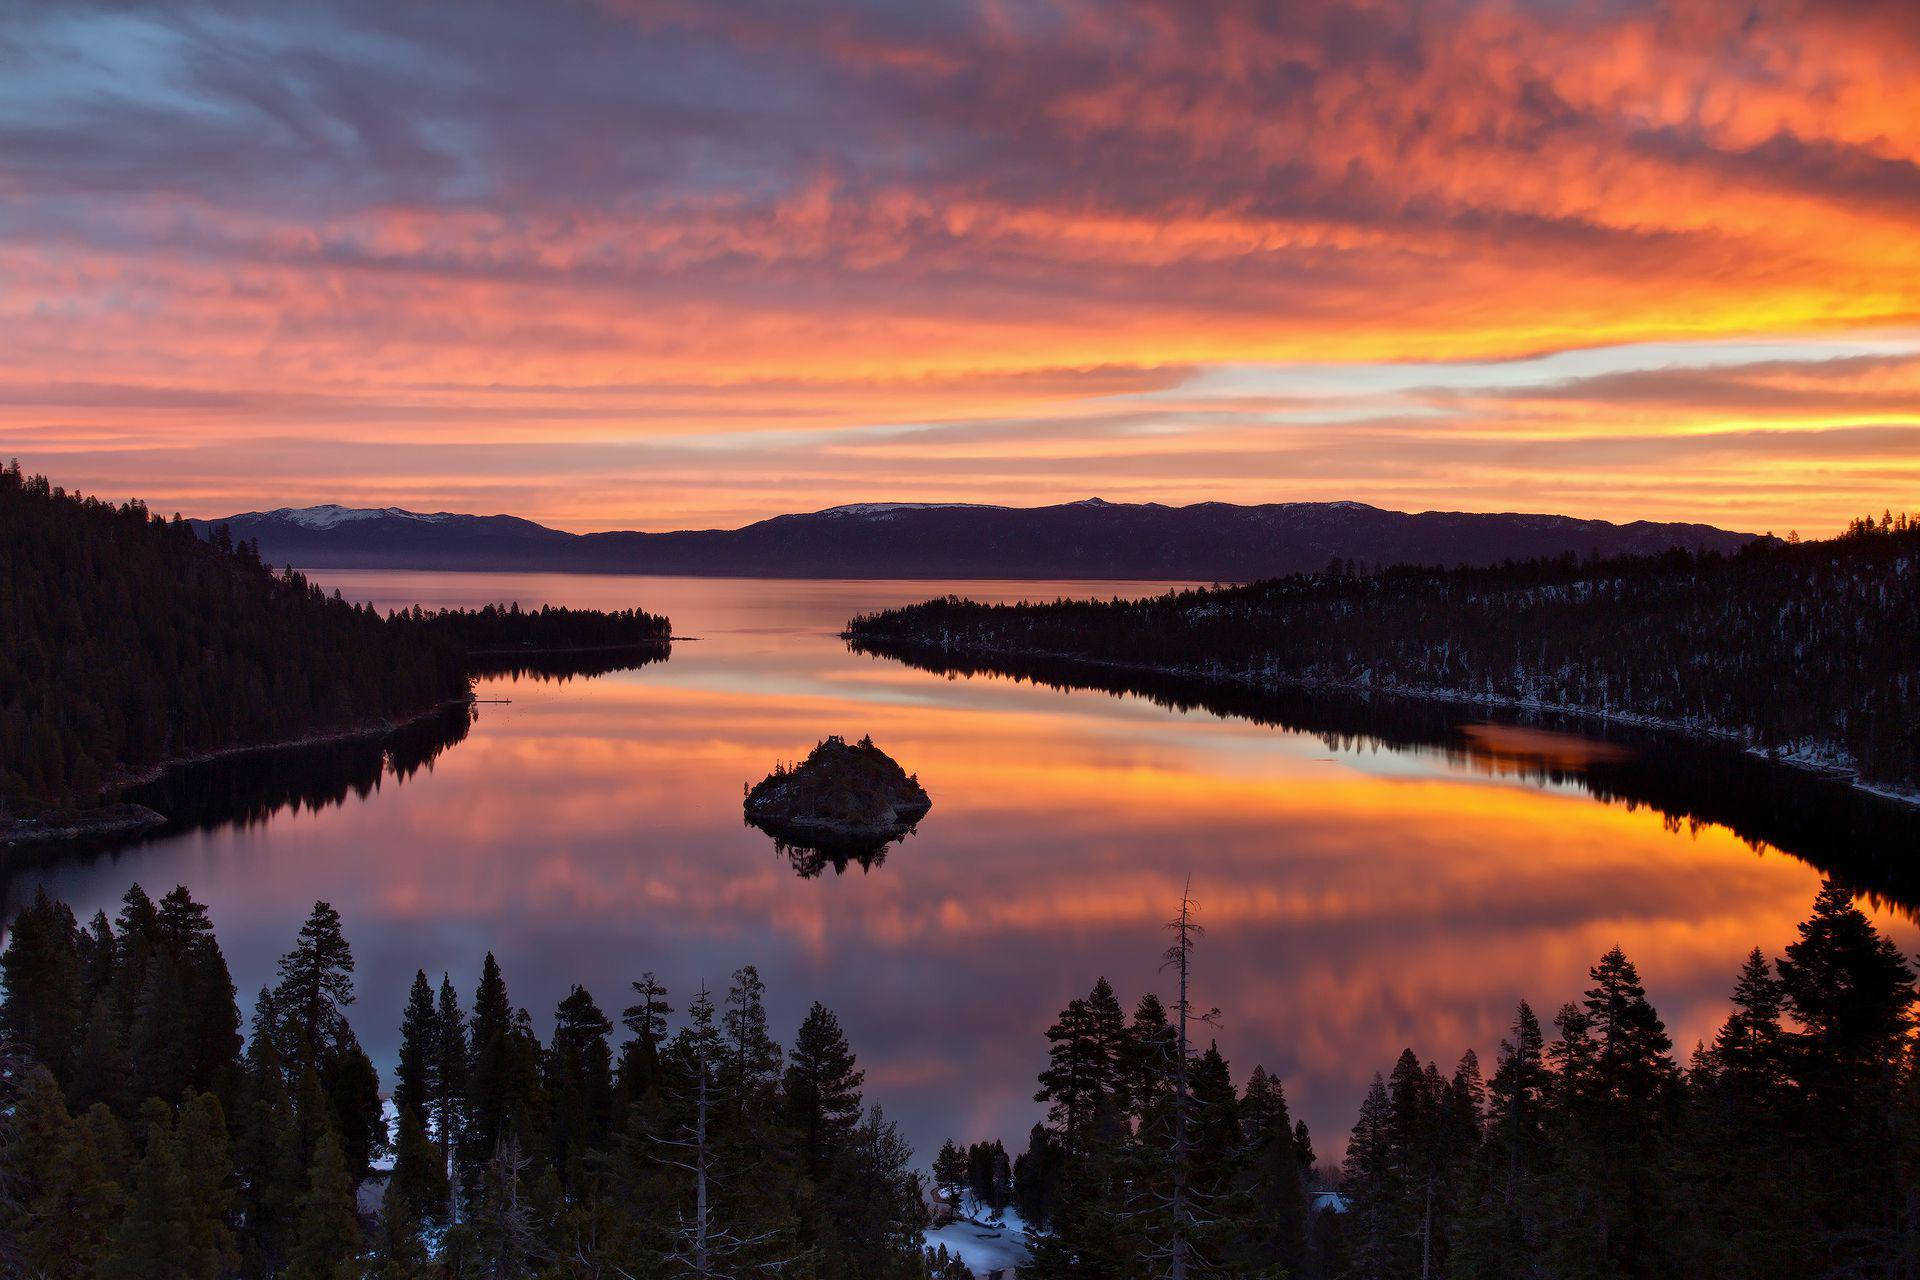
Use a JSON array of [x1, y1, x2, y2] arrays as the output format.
[[820, 502, 1001, 519], [258, 504, 460, 529], [924, 1202, 1031, 1276]]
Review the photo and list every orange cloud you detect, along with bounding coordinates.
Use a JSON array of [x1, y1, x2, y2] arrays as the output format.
[[2, 0, 1917, 530]]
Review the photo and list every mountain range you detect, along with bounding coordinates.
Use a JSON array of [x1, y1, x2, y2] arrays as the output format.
[[189, 498, 1762, 580]]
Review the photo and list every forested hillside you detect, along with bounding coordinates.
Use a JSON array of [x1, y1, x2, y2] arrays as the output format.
[[3, 878, 1911, 1277], [0, 464, 469, 813], [0, 465, 672, 827], [849, 517, 1920, 792]]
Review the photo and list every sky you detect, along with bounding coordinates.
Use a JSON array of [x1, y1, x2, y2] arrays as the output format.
[[4, 0, 1919, 534]]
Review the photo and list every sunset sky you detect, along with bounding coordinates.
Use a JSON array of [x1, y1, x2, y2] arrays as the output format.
[[5, 0, 1919, 534]]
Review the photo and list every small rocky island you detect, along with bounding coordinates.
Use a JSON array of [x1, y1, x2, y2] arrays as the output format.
[[744, 736, 932, 866]]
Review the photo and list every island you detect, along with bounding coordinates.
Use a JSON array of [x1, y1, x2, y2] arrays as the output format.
[[743, 735, 932, 871]]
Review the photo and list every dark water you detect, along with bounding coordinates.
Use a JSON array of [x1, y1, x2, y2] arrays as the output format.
[[8, 571, 1917, 1165]]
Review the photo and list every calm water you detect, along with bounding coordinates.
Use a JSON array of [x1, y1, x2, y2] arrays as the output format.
[[9, 571, 1916, 1164]]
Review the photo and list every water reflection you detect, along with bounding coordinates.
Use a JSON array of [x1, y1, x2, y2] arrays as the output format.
[[6, 572, 1917, 1170], [752, 826, 917, 879], [849, 639, 1920, 908]]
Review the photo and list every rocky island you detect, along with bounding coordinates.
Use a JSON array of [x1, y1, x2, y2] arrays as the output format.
[[744, 735, 932, 860]]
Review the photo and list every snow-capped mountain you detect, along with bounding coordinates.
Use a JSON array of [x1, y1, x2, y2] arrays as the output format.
[[245, 504, 476, 530], [192, 499, 1762, 579]]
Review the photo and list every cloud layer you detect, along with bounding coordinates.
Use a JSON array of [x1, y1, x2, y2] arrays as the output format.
[[3, 0, 1918, 530]]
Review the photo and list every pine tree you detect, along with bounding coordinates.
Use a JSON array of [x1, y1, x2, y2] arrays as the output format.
[[1774, 881, 1918, 1263], [394, 969, 440, 1129], [15, 1068, 126, 1280], [462, 952, 518, 1194], [101, 1102, 196, 1280], [1012, 1122, 1064, 1228], [286, 1129, 364, 1280], [722, 964, 783, 1118], [1451, 1003, 1547, 1280], [1345, 1074, 1400, 1280], [1777, 881, 1916, 1108], [1237, 1064, 1309, 1275], [233, 988, 305, 1273], [932, 1139, 968, 1216], [1544, 948, 1680, 1278], [274, 901, 357, 1067], [389, 1102, 451, 1230], [0, 889, 84, 1080], [433, 972, 468, 1221], [783, 1001, 865, 1184], [154, 886, 242, 1106], [174, 1092, 240, 1280], [1678, 949, 1809, 1278], [546, 983, 615, 1191], [618, 971, 673, 1106]]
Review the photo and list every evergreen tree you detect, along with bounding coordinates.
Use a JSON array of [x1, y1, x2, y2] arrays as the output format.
[[0, 890, 84, 1080], [546, 983, 615, 1191], [1678, 949, 1809, 1278], [1034, 979, 1129, 1161], [233, 989, 304, 1274], [1345, 1072, 1410, 1280], [101, 1102, 197, 1280], [389, 1103, 451, 1230], [462, 953, 519, 1194], [274, 901, 357, 1068], [174, 1092, 241, 1280], [433, 972, 468, 1220], [1774, 881, 1918, 1266], [784, 1002, 866, 1184], [154, 886, 243, 1107], [1451, 1003, 1547, 1280], [1543, 948, 1680, 1279], [1236, 1064, 1308, 1275], [394, 969, 439, 1129], [618, 971, 673, 1106], [722, 964, 783, 1118], [14, 1068, 126, 1280], [1012, 1122, 1065, 1228], [286, 1129, 363, 1280], [932, 1139, 968, 1216]]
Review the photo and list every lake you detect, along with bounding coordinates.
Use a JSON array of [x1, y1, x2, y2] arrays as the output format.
[[8, 570, 1917, 1165]]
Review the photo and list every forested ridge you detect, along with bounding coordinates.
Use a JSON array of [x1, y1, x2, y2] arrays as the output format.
[[410, 603, 670, 653], [848, 517, 1920, 792], [0, 886, 938, 1280], [0, 465, 669, 821], [3, 879, 1914, 1277]]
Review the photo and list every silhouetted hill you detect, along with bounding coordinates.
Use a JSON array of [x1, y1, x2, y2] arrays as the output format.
[[191, 498, 1761, 580], [846, 517, 1920, 793]]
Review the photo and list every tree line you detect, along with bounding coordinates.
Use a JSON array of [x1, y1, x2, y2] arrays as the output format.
[[0, 885, 931, 1279], [847, 515, 1920, 791], [2, 876, 1915, 1276], [0, 464, 669, 818], [915, 881, 1918, 1279]]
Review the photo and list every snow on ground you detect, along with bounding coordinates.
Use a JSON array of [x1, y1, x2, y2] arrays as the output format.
[[924, 1201, 1032, 1276]]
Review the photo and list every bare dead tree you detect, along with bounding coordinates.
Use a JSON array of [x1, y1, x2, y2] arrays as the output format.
[[476, 1133, 542, 1280], [649, 985, 807, 1279], [1154, 878, 1221, 1280]]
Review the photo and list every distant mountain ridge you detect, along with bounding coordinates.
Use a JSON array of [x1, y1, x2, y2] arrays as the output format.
[[190, 498, 1763, 580]]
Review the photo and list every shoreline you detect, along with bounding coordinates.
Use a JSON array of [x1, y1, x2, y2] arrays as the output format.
[[466, 639, 676, 657], [847, 635, 1920, 810], [2, 695, 476, 848]]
